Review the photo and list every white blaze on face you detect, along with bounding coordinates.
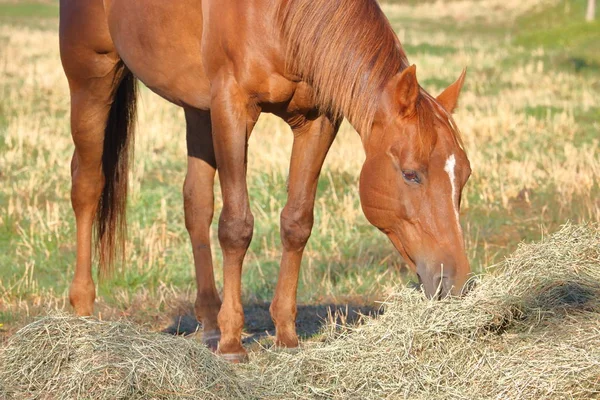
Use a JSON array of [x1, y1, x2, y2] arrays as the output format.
[[444, 154, 460, 228]]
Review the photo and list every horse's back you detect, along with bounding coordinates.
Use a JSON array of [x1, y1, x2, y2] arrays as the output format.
[[61, 0, 298, 112]]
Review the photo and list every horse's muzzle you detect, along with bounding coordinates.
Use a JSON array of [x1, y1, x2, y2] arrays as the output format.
[[416, 263, 458, 299]]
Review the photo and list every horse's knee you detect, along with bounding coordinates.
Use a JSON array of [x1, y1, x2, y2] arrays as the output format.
[[280, 206, 313, 252], [218, 207, 254, 252]]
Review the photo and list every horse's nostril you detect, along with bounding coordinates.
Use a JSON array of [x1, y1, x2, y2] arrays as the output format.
[[433, 275, 455, 299], [461, 278, 478, 295], [416, 265, 455, 299]]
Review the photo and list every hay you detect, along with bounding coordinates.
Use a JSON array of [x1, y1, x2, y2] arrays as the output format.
[[0, 316, 250, 400], [1, 223, 600, 399], [251, 223, 600, 399]]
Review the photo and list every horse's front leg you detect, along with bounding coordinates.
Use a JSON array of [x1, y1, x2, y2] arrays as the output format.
[[183, 108, 222, 351], [211, 77, 258, 362], [270, 114, 339, 347]]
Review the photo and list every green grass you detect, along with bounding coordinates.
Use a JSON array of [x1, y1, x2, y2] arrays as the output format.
[[0, 1, 58, 30], [515, 0, 600, 70], [0, 2, 57, 18], [1, 0, 599, 334]]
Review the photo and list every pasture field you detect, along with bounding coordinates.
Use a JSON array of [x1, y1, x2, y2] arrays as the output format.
[[1, 0, 599, 342]]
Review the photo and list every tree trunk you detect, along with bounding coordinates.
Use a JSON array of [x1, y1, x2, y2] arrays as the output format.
[[587, 0, 596, 22]]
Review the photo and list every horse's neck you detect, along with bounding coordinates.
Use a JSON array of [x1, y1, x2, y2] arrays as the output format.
[[279, 0, 409, 135]]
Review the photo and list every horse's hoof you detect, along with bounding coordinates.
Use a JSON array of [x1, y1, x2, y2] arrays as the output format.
[[202, 330, 221, 352], [217, 351, 249, 363]]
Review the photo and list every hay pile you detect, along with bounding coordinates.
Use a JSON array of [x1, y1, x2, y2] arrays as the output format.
[[1, 223, 599, 399], [253, 223, 600, 399], [0, 316, 250, 399]]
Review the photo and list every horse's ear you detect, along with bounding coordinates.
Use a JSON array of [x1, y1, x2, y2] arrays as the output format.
[[395, 64, 419, 117], [437, 68, 467, 113]]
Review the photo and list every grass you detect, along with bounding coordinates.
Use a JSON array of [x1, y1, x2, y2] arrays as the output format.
[[515, 0, 600, 69], [1, 0, 599, 339], [0, 2, 56, 18], [3, 224, 600, 399], [0, 0, 57, 30]]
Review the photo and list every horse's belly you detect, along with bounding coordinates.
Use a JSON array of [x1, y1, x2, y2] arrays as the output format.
[[105, 0, 211, 109], [134, 63, 211, 110]]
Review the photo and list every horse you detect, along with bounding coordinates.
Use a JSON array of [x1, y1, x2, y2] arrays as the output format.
[[59, 0, 472, 362]]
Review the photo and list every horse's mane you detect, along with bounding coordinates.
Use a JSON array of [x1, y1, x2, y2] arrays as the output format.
[[278, 0, 464, 152], [278, 0, 409, 134], [416, 92, 466, 158]]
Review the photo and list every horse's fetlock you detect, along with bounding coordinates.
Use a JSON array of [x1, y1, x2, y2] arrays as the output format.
[[270, 300, 296, 323]]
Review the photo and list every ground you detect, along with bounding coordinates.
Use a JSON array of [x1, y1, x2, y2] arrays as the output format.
[[0, 0, 599, 343]]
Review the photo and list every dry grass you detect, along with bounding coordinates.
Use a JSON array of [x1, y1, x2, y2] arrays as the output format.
[[251, 223, 600, 399], [0, 316, 250, 399], [382, 0, 559, 22], [2, 223, 599, 399], [1, 0, 599, 341], [1, 1, 599, 398]]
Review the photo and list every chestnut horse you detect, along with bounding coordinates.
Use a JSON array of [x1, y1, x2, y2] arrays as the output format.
[[59, 0, 471, 361]]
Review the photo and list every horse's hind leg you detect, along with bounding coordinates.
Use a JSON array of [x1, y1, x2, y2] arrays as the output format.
[[66, 75, 120, 315], [60, 0, 120, 315], [270, 114, 338, 347], [183, 108, 221, 350]]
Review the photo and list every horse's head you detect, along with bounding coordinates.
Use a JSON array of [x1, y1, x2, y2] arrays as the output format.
[[360, 65, 471, 298]]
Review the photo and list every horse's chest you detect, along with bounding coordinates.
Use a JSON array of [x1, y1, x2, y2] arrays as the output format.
[[252, 74, 297, 105]]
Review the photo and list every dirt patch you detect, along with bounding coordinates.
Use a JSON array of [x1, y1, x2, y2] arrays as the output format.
[[163, 303, 382, 343]]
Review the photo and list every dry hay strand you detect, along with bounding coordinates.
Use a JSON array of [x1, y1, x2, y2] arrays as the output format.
[[0, 316, 251, 400], [1, 223, 600, 399], [251, 223, 600, 399]]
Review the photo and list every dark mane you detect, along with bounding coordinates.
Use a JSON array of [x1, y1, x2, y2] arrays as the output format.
[[278, 0, 409, 134]]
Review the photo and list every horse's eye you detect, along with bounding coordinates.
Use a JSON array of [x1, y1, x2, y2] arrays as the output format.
[[402, 170, 421, 184]]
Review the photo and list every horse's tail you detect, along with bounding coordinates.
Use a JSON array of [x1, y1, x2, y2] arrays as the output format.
[[96, 61, 138, 279]]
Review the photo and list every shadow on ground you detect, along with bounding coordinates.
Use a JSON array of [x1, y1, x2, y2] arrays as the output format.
[[162, 303, 382, 343]]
